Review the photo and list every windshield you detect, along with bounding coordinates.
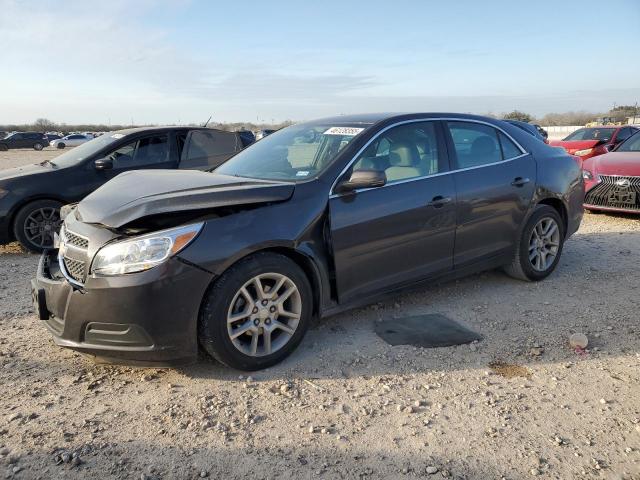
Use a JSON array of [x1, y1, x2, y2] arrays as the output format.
[[616, 131, 640, 152], [49, 133, 122, 167], [563, 128, 616, 142], [215, 123, 368, 181]]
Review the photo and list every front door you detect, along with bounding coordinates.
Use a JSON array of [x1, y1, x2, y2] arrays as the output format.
[[329, 120, 457, 302], [444, 120, 536, 265]]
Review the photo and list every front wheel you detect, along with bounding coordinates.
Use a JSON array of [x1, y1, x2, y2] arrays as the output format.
[[33, 143, 44, 151], [504, 205, 565, 281], [13, 200, 63, 253], [199, 252, 312, 371], [56, 143, 65, 149]]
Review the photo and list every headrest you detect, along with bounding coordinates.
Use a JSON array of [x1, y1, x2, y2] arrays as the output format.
[[471, 136, 496, 156], [389, 142, 419, 167]]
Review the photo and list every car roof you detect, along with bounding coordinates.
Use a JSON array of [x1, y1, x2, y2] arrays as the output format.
[[111, 126, 229, 136], [580, 125, 624, 129], [305, 112, 515, 126]]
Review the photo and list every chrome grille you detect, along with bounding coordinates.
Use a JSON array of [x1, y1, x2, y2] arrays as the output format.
[[585, 175, 640, 211], [64, 230, 89, 249], [63, 257, 86, 283], [59, 228, 89, 285]]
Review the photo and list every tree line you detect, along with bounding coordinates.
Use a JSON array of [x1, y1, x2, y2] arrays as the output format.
[[1, 106, 638, 132], [0, 118, 294, 133], [495, 104, 638, 125]]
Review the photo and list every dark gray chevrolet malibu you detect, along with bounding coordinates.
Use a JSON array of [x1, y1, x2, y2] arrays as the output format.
[[32, 113, 584, 370]]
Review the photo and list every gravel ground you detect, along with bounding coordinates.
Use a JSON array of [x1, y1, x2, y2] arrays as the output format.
[[0, 147, 67, 169], [0, 150, 639, 479]]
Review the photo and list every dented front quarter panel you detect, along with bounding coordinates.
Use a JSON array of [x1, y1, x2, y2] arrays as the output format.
[[177, 181, 335, 313]]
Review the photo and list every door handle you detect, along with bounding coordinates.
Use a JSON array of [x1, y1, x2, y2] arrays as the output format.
[[511, 177, 530, 187], [427, 195, 452, 208]]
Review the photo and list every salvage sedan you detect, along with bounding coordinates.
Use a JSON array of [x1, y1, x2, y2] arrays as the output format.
[[32, 113, 584, 370]]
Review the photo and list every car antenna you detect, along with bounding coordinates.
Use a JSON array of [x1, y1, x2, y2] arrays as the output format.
[[202, 115, 212, 128]]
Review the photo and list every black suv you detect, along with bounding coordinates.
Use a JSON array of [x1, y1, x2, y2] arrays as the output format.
[[0, 132, 48, 151], [0, 126, 247, 252]]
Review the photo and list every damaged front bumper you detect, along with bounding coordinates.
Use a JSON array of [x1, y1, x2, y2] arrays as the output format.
[[32, 249, 213, 366]]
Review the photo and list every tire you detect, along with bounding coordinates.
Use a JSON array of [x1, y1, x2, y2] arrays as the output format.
[[33, 143, 44, 151], [13, 200, 63, 253], [504, 205, 565, 282], [0, 144, 7, 151], [57, 143, 65, 149], [199, 252, 313, 371]]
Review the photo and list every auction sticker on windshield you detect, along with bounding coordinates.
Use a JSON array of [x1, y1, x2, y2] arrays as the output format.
[[324, 127, 365, 136]]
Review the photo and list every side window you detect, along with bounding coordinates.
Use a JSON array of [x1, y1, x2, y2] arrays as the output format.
[[616, 128, 632, 143], [352, 121, 442, 183], [132, 135, 169, 167], [108, 141, 137, 169], [180, 130, 239, 169], [498, 132, 522, 160], [447, 122, 501, 169]]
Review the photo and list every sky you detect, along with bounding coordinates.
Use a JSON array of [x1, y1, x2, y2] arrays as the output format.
[[1, 0, 639, 125]]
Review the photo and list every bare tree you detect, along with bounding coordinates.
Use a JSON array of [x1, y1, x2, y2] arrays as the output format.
[[33, 118, 56, 132]]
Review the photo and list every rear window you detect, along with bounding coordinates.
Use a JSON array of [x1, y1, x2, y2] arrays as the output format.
[[180, 130, 240, 169], [563, 128, 616, 141]]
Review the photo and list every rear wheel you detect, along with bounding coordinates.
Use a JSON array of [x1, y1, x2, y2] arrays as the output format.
[[0, 144, 8, 151], [13, 200, 63, 253], [504, 205, 564, 281], [33, 143, 44, 151], [199, 252, 312, 371]]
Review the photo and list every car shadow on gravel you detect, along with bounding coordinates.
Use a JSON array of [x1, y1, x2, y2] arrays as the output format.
[[181, 229, 640, 381]]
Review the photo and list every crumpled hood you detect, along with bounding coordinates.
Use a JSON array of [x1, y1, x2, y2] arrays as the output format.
[[583, 152, 640, 176], [77, 170, 295, 228], [549, 139, 601, 154]]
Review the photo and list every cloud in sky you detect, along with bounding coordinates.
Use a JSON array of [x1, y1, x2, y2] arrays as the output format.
[[1, 0, 639, 124]]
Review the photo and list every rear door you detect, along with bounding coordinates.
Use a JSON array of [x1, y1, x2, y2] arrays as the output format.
[[444, 121, 535, 266], [178, 129, 242, 170], [329, 120, 457, 302]]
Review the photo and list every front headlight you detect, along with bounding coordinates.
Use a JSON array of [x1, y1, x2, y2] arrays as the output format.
[[91, 223, 203, 276], [574, 148, 593, 157], [582, 170, 594, 180]]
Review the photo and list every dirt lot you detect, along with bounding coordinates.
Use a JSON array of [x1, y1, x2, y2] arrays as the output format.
[[0, 147, 66, 170], [0, 149, 639, 479]]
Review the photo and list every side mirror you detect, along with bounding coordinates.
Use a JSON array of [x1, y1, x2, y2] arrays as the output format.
[[335, 169, 386, 194], [94, 157, 113, 170]]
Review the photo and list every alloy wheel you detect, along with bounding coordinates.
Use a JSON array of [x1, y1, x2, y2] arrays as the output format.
[[227, 273, 302, 357], [528, 217, 560, 272], [23, 207, 61, 249]]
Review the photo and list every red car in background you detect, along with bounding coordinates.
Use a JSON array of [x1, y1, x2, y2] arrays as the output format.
[[583, 130, 640, 214], [550, 125, 639, 161]]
